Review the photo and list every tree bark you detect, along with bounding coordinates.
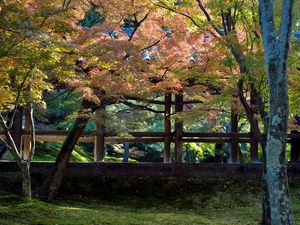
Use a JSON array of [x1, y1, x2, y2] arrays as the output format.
[[48, 116, 90, 200], [48, 100, 96, 200], [122, 143, 130, 162], [259, 0, 294, 223], [21, 162, 31, 198], [3, 130, 32, 197]]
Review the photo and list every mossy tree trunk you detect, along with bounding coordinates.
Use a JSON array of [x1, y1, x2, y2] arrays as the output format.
[[259, 0, 294, 224]]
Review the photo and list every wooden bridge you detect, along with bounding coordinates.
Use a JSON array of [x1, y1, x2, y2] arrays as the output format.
[[1, 93, 300, 164]]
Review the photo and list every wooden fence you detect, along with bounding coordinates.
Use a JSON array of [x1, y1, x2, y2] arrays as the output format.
[[1, 94, 300, 163], [1, 129, 300, 163]]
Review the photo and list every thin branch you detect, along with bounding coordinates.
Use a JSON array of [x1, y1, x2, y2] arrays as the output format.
[[121, 101, 164, 114], [125, 96, 204, 105], [128, 11, 150, 42], [278, 0, 294, 51], [151, 0, 202, 29], [45, 89, 71, 103], [237, 80, 265, 147], [0, 113, 8, 130], [195, 0, 224, 36], [141, 39, 161, 51], [8, 66, 35, 130]]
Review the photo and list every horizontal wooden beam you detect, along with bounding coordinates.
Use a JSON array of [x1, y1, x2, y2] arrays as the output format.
[[1, 132, 300, 144]]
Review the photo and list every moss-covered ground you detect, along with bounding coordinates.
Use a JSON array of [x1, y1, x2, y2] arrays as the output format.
[[1, 176, 300, 225]]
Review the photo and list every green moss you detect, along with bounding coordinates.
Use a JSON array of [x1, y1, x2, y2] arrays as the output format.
[[2, 142, 94, 162], [33, 142, 93, 162], [0, 190, 261, 225], [104, 156, 137, 163], [1, 179, 300, 224]]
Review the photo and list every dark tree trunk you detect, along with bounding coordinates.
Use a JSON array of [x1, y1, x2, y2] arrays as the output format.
[[122, 143, 130, 162], [11, 106, 23, 153], [48, 116, 90, 200], [47, 100, 97, 201], [214, 143, 223, 163], [290, 130, 300, 162], [230, 107, 238, 164], [237, 146, 244, 164]]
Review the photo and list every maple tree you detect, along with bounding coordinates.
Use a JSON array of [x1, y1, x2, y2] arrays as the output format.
[[0, 1, 63, 197], [43, 0, 229, 199], [0, 4, 298, 225]]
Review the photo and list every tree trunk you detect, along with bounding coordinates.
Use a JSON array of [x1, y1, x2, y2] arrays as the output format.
[[47, 99, 98, 200], [214, 143, 223, 163], [48, 116, 90, 200], [21, 162, 31, 198], [237, 146, 244, 164], [265, 87, 293, 224], [258, 0, 294, 223], [122, 143, 130, 162], [3, 130, 33, 197], [11, 106, 23, 154]]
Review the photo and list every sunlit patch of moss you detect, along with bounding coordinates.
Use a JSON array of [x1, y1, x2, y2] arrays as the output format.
[[104, 156, 137, 163], [1, 179, 300, 224]]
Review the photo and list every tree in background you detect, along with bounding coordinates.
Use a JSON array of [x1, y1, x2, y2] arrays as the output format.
[[0, 0, 73, 197]]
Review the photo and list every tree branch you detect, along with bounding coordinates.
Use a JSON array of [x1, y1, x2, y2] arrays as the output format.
[[8, 66, 35, 130], [128, 11, 150, 41], [237, 80, 265, 147], [278, 0, 294, 52], [195, 0, 224, 36], [121, 101, 164, 113], [0, 113, 8, 130], [258, 0, 277, 63], [151, 0, 202, 29]]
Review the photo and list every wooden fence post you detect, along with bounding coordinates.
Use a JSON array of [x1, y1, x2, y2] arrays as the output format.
[[12, 106, 23, 154], [175, 93, 183, 163], [164, 94, 172, 163], [94, 106, 105, 162], [23, 110, 31, 160]]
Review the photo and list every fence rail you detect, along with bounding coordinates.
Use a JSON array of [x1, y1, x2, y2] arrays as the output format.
[[1, 130, 300, 143]]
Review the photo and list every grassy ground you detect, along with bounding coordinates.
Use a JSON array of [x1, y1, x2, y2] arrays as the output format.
[[2, 142, 137, 163], [1, 179, 300, 225]]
